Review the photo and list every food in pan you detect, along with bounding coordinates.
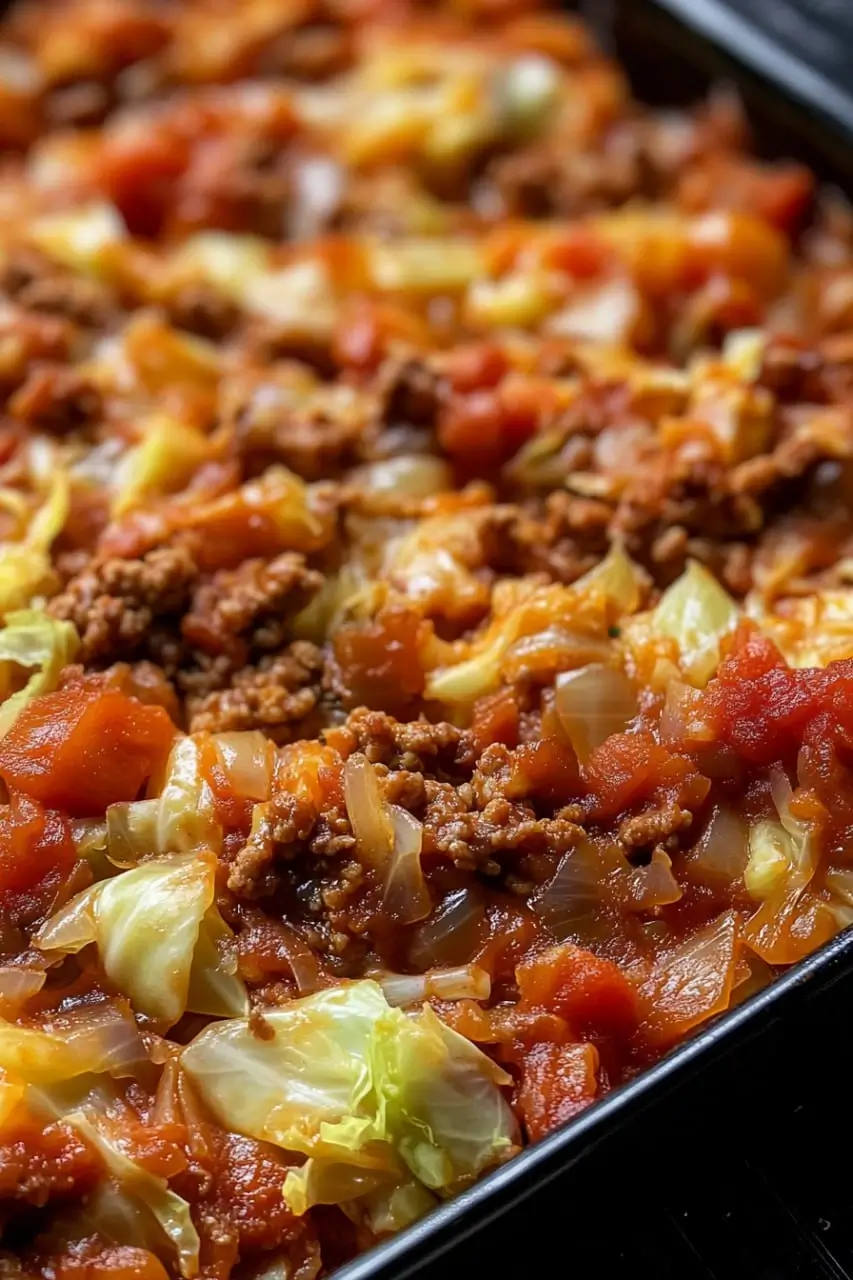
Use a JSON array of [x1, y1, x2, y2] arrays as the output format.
[[0, 0, 852, 1275]]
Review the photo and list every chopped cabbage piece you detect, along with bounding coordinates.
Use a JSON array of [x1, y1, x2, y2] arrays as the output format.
[[164, 232, 270, 301], [0, 1003, 146, 1084], [106, 736, 221, 866], [744, 820, 795, 899], [242, 259, 337, 337], [28, 203, 125, 276], [35, 852, 248, 1028], [155, 735, 221, 852], [367, 239, 482, 293], [181, 980, 517, 1222], [373, 1004, 515, 1191], [650, 560, 739, 685], [113, 414, 212, 516], [744, 771, 814, 901], [0, 469, 69, 616], [425, 545, 642, 705], [0, 609, 79, 737], [499, 55, 561, 136]]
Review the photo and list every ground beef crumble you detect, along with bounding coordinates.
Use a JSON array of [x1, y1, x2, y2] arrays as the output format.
[[186, 641, 324, 735], [182, 553, 324, 661], [47, 545, 197, 664]]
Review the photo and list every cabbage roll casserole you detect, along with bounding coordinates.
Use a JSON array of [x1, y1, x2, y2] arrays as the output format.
[[0, 0, 852, 1277]]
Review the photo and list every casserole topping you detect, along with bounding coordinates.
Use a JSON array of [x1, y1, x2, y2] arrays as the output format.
[[0, 0, 851, 1275]]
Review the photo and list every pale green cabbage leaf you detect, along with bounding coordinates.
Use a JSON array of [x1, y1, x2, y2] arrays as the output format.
[[0, 469, 69, 616], [650, 560, 739, 685], [0, 1003, 146, 1085], [35, 852, 248, 1027], [180, 981, 517, 1226], [0, 609, 79, 737], [106, 735, 221, 866]]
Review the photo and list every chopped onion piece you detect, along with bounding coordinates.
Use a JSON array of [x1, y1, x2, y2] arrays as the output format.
[[826, 866, 853, 907], [639, 909, 740, 1045], [622, 850, 683, 911], [344, 753, 394, 869], [554, 664, 636, 763], [379, 965, 491, 1007], [0, 964, 46, 1007], [827, 867, 853, 927], [0, 1001, 147, 1083], [686, 806, 748, 886], [408, 888, 486, 970], [534, 840, 609, 945], [384, 805, 431, 925], [345, 754, 429, 924], [212, 731, 274, 802], [351, 456, 453, 498]]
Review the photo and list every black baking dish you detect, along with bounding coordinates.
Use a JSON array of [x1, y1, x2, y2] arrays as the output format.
[[334, 4, 853, 1277]]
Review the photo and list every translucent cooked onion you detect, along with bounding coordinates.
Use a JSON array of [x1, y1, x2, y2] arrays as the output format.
[[105, 800, 159, 868], [827, 866, 853, 927], [408, 888, 486, 969], [289, 155, 343, 241], [743, 883, 836, 965], [685, 805, 748, 886], [275, 921, 322, 995], [378, 965, 491, 1007], [659, 678, 708, 745], [639, 909, 740, 1045], [0, 964, 46, 1007], [36, 890, 98, 953], [554, 664, 636, 763], [384, 806, 431, 925], [534, 840, 609, 944], [5, 1000, 150, 1082], [351, 455, 453, 499], [212, 731, 274, 802], [826, 866, 853, 907], [344, 753, 394, 869], [345, 754, 430, 924], [622, 850, 683, 911], [502, 628, 613, 684]]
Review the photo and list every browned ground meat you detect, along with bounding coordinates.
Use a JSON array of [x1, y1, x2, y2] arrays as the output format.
[[48, 546, 197, 664], [182, 554, 323, 661], [185, 641, 324, 735]]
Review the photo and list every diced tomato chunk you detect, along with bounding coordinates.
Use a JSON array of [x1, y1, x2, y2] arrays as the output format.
[[333, 606, 427, 715], [516, 943, 639, 1038], [93, 128, 190, 238], [470, 688, 520, 754], [583, 729, 703, 818], [0, 685, 176, 817], [0, 793, 75, 896], [438, 379, 541, 472], [541, 226, 612, 279], [510, 735, 581, 807], [444, 341, 509, 393], [696, 625, 853, 766], [516, 1040, 600, 1141]]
